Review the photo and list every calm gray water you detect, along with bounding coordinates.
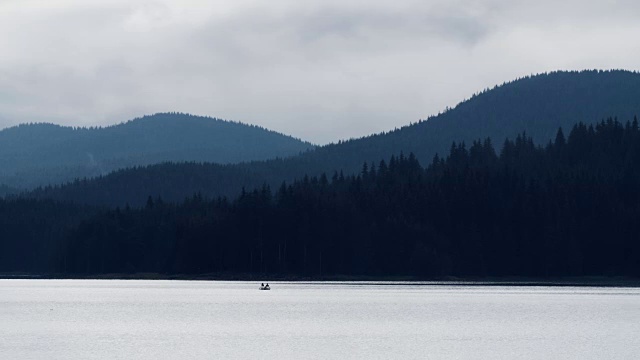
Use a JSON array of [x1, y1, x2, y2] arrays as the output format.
[[1, 280, 639, 359]]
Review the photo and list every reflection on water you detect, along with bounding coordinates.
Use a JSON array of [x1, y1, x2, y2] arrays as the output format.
[[1, 280, 639, 359]]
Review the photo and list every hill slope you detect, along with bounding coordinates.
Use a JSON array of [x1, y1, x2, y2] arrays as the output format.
[[0, 113, 314, 188], [26, 70, 640, 206], [304, 69, 640, 174]]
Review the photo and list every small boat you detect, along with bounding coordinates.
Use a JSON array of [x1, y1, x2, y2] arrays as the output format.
[[259, 284, 271, 290]]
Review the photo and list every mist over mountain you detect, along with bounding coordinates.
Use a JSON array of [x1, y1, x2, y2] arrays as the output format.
[[23, 70, 640, 206], [0, 113, 314, 189], [0, 184, 17, 197]]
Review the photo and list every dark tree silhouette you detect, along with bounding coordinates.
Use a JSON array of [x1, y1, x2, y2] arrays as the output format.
[[2, 118, 639, 278]]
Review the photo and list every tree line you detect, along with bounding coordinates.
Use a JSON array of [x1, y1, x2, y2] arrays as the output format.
[[2, 118, 640, 278], [23, 70, 640, 207]]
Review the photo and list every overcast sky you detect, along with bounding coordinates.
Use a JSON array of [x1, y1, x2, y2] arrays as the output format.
[[1, 0, 639, 144]]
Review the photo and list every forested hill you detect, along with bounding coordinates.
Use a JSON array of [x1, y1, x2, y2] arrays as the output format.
[[25, 70, 640, 207], [0, 113, 314, 189], [298, 69, 640, 175], [0, 184, 17, 197], [3, 119, 639, 277]]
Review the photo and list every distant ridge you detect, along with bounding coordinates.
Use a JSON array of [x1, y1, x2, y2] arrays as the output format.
[[0, 112, 314, 188], [25, 70, 640, 206], [302, 69, 640, 174]]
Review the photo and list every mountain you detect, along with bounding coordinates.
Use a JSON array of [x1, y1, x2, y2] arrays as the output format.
[[26, 70, 640, 206], [0, 112, 314, 189], [301, 69, 640, 174]]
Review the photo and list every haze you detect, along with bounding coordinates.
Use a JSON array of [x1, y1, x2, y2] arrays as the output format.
[[1, 0, 639, 144]]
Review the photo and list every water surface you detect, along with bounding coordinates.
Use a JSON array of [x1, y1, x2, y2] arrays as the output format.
[[1, 280, 639, 359]]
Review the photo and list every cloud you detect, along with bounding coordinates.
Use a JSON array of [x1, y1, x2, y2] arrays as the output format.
[[0, 0, 639, 143]]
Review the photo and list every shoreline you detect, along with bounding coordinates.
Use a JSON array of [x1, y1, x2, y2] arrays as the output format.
[[1, 273, 639, 287]]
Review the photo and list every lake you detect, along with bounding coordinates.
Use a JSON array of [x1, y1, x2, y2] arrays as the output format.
[[1, 280, 639, 359]]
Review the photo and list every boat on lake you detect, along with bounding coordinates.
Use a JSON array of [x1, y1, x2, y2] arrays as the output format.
[[259, 284, 271, 290]]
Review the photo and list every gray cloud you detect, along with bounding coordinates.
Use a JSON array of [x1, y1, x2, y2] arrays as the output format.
[[1, 0, 639, 143]]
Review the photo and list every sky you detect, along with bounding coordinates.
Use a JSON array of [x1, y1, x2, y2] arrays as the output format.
[[1, 0, 639, 144]]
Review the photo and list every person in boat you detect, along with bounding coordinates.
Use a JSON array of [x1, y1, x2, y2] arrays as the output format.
[[261, 283, 264, 287], [265, 283, 270, 289]]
